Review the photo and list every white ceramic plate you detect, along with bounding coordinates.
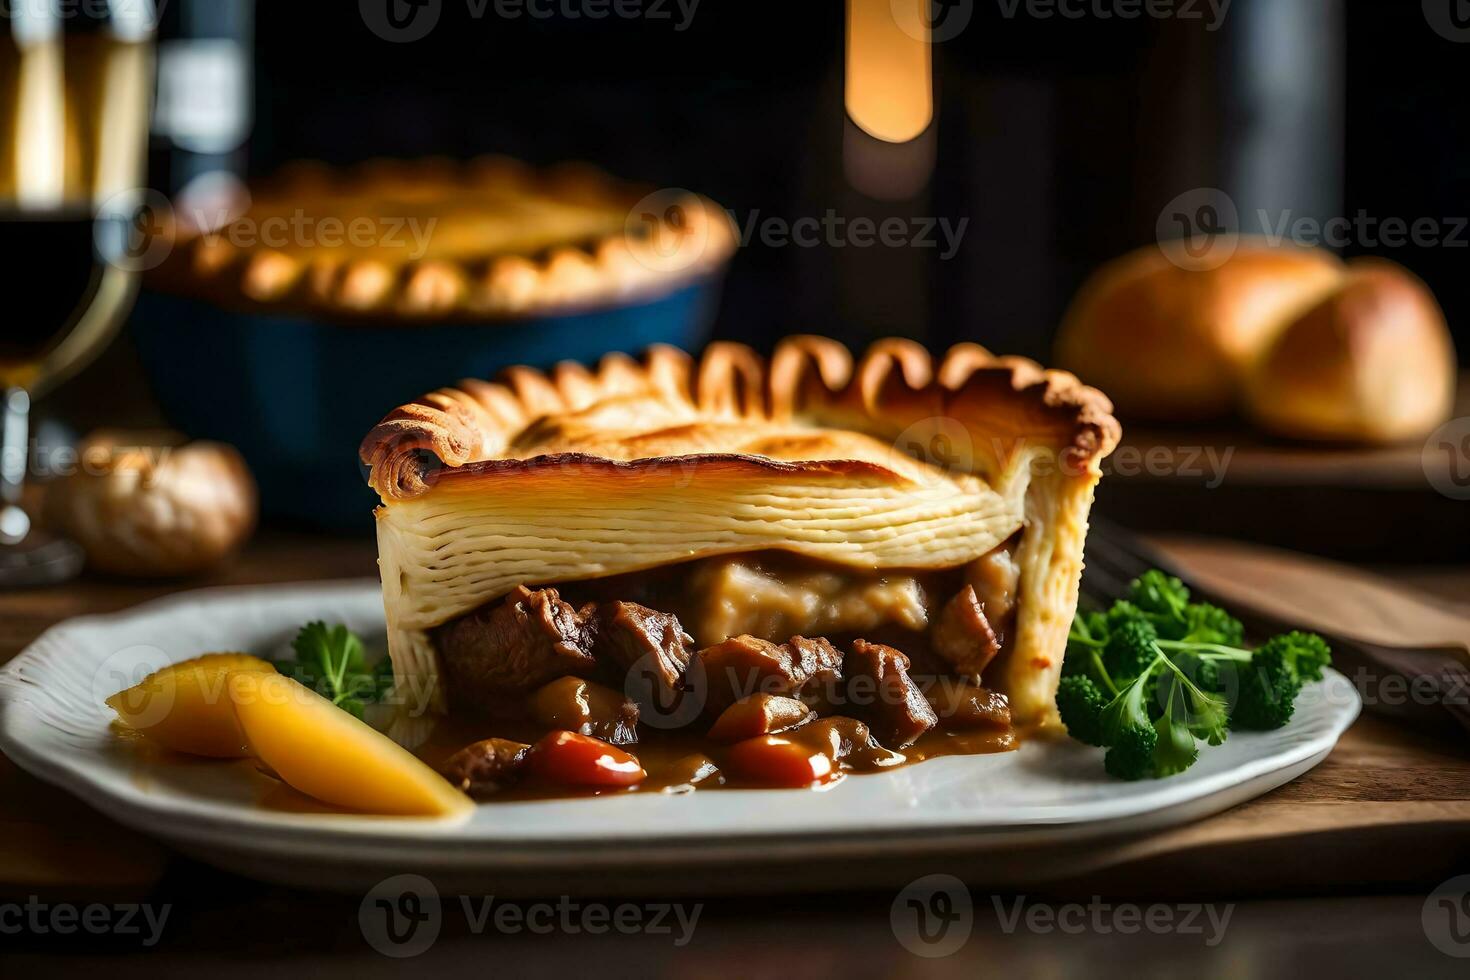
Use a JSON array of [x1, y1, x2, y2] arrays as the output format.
[[0, 580, 1361, 895]]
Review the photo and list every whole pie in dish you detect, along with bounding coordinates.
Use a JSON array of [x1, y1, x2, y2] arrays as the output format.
[[149, 156, 736, 319], [359, 337, 1119, 792]]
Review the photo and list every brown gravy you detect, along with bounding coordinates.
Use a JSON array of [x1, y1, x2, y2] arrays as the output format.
[[414, 713, 1019, 801]]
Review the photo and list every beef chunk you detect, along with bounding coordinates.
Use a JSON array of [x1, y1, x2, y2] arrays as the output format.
[[597, 601, 694, 694], [926, 679, 1012, 730], [931, 585, 1002, 678], [440, 737, 530, 798], [784, 635, 846, 711], [696, 634, 845, 714], [844, 639, 938, 748], [434, 585, 599, 708], [695, 636, 786, 713]]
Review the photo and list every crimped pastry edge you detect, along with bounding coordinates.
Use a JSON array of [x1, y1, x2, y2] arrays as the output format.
[[359, 336, 1122, 502], [148, 156, 737, 321]]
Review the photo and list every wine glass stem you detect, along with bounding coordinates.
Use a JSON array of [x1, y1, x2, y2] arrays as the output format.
[[0, 387, 31, 545]]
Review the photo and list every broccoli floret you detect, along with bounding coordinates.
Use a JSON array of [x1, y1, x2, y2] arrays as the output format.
[[1117, 573, 1197, 641], [1129, 571, 1190, 621], [1104, 616, 1159, 683], [1105, 724, 1158, 780], [1056, 675, 1108, 747], [1230, 645, 1303, 730], [1106, 600, 1145, 631], [1265, 631, 1332, 683], [1183, 603, 1244, 647], [1099, 660, 1161, 780]]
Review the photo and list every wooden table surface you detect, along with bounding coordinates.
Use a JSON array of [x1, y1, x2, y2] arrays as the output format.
[[2, 531, 1469, 972]]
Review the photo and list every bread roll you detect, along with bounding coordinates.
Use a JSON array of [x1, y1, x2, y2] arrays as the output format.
[[47, 432, 257, 576], [1055, 240, 1345, 420], [1243, 259, 1457, 443]]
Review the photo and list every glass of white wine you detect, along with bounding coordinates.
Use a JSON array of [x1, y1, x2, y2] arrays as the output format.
[[0, 3, 155, 585]]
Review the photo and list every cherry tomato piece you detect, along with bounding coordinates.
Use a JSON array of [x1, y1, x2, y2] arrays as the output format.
[[726, 735, 836, 787], [525, 730, 647, 787]]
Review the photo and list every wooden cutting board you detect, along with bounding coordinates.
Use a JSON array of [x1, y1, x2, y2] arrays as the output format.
[[1096, 375, 1470, 563], [0, 532, 1467, 899], [1111, 375, 1470, 491], [1027, 537, 1470, 897]]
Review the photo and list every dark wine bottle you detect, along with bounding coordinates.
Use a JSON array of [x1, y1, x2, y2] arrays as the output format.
[[149, 0, 254, 211]]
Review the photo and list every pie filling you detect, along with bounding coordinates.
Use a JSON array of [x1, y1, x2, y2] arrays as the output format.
[[421, 539, 1023, 798]]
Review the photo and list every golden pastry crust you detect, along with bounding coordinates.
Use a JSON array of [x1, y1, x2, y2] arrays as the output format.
[[361, 337, 1119, 501], [149, 156, 735, 320], [361, 338, 1118, 731]]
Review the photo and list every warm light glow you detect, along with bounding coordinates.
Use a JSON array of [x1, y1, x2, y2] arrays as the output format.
[[94, 39, 153, 205], [15, 37, 66, 209], [845, 0, 933, 144]]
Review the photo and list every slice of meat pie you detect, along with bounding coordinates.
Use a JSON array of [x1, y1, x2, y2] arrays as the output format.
[[359, 337, 1119, 731]]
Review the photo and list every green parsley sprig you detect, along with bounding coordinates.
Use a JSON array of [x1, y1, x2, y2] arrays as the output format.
[[278, 622, 393, 719]]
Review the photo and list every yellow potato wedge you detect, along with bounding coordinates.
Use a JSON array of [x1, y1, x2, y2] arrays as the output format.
[[227, 672, 471, 818], [106, 653, 276, 758]]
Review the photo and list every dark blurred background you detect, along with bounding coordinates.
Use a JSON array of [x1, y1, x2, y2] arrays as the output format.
[[215, 0, 1468, 361], [11, 0, 1468, 556]]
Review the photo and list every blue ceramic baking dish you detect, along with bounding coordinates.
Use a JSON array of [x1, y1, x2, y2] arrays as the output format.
[[128, 281, 722, 531]]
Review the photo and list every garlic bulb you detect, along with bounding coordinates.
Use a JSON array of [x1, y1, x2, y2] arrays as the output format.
[[47, 432, 257, 577]]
